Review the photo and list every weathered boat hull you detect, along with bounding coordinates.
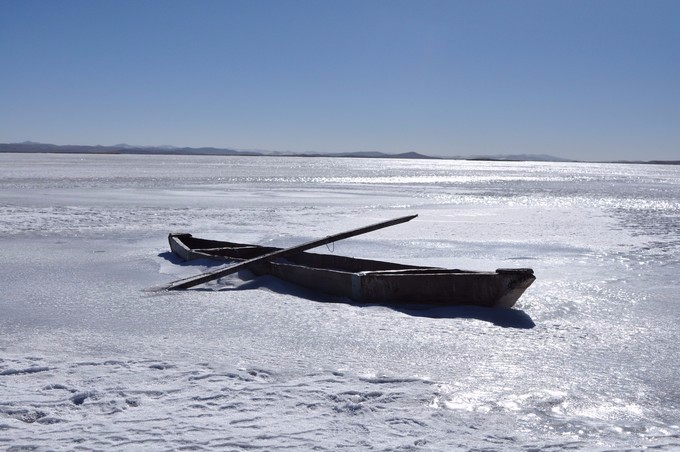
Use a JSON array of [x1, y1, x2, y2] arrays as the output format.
[[168, 233, 535, 308]]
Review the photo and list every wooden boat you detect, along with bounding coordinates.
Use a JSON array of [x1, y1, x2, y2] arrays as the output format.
[[168, 233, 535, 308]]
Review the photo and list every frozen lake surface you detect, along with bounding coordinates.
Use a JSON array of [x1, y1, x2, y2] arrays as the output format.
[[1, 153, 679, 450]]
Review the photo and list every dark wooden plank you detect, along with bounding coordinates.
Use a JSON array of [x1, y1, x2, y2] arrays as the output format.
[[164, 214, 418, 290]]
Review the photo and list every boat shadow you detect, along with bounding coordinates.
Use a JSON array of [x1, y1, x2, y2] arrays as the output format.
[[389, 305, 535, 329], [158, 252, 536, 329]]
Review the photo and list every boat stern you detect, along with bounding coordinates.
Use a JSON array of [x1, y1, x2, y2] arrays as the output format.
[[493, 268, 536, 308]]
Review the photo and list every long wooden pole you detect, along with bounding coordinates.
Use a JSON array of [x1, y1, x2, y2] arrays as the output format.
[[164, 214, 418, 290]]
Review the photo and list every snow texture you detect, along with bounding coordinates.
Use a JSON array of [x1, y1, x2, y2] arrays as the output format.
[[1, 154, 679, 450]]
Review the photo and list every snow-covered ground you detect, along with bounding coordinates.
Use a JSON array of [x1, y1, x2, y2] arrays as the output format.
[[1, 153, 679, 450]]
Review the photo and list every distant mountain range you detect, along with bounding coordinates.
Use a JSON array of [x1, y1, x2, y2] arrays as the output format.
[[1, 141, 677, 164], [0, 141, 439, 160]]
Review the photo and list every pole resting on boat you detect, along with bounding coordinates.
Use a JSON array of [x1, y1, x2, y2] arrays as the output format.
[[164, 214, 418, 291]]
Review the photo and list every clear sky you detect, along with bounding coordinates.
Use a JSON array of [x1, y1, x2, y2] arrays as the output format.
[[1, 0, 678, 160]]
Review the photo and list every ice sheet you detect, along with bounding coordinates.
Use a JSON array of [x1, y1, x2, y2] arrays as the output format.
[[1, 154, 679, 450]]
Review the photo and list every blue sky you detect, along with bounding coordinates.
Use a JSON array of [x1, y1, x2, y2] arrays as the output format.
[[1, 0, 678, 160]]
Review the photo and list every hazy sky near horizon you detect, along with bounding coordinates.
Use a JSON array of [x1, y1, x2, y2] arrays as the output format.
[[1, 0, 678, 161]]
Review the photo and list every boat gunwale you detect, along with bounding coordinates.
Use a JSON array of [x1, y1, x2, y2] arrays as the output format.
[[169, 233, 534, 277], [167, 233, 536, 307]]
